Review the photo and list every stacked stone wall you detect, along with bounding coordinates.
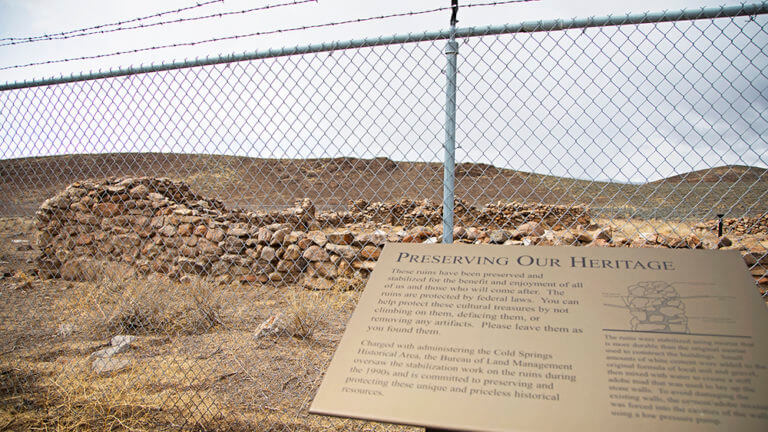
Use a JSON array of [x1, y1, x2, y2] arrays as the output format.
[[34, 177, 767, 288]]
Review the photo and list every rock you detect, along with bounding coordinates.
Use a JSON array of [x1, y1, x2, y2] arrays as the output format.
[[518, 222, 544, 237], [489, 230, 509, 244], [352, 261, 376, 271], [302, 277, 334, 290], [254, 314, 285, 340], [91, 343, 130, 359], [353, 230, 387, 246], [359, 245, 381, 260], [311, 261, 338, 278], [178, 223, 193, 236], [221, 236, 246, 254], [129, 184, 148, 197], [92, 358, 130, 375], [260, 246, 277, 262], [57, 323, 76, 338], [423, 237, 440, 244], [453, 226, 467, 239], [94, 202, 122, 217], [159, 225, 176, 237], [718, 236, 733, 248], [111, 335, 136, 347], [270, 228, 290, 246], [283, 244, 302, 260], [328, 230, 354, 245], [306, 231, 328, 247], [205, 228, 226, 243], [228, 227, 249, 238], [325, 243, 357, 259], [303, 245, 329, 262]]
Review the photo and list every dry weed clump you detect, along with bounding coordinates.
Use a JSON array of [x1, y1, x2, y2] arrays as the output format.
[[285, 291, 326, 339], [105, 277, 225, 336], [60, 264, 225, 337]]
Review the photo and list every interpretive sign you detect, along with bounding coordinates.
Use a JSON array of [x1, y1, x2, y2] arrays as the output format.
[[310, 244, 768, 431]]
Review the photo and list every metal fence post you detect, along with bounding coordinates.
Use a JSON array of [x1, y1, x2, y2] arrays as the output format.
[[442, 2, 459, 244]]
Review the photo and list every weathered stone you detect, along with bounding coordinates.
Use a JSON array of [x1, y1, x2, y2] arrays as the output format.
[[328, 230, 354, 245], [256, 227, 272, 244], [518, 222, 545, 237], [270, 228, 290, 246], [352, 260, 376, 271], [228, 227, 249, 238], [253, 314, 285, 340], [159, 225, 176, 237], [283, 244, 302, 260], [277, 259, 305, 273], [221, 236, 246, 254], [260, 246, 277, 262], [111, 335, 137, 347], [94, 202, 123, 217], [359, 245, 381, 260], [75, 233, 93, 246], [92, 358, 130, 375], [306, 231, 328, 247], [311, 261, 337, 278], [353, 230, 387, 246], [303, 245, 330, 262], [177, 223, 193, 236], [205, 228, 225, 243], [489, 230, 509, 244], [325, 243, 357, 260]]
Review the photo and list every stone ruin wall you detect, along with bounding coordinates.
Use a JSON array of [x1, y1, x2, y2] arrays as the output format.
[[33, 177, 768, 288]]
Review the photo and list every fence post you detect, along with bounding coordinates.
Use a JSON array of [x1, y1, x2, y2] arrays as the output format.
[[442, 2, 459, 244]]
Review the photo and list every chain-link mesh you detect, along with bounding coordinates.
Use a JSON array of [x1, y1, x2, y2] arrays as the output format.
[[1, 6, 767, 431]]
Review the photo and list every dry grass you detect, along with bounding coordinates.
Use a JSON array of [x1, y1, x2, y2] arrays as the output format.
[[57, 268, 224, 338]]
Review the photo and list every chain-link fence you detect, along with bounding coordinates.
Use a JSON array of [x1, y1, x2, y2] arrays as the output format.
[[1, 3, 767, 431]]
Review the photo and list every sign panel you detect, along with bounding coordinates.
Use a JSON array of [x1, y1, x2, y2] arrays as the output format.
[[310, 244, 768, 431]]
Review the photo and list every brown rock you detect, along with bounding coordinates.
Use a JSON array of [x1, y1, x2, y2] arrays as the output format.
[[283, 244, 302, 260], [221, 236, 246, 254], [303, 245, 330, 262], [359, 245, 381, 260], [75, 233, 93, 246], [205, 228, 225, 243], [328, 230, 354, 245], [260, 246, 277, 262], [193, 225, 208, 237], [228, 227, 249, 238], [307, 231, 328, 247], [180, 245, 197, 258], [270, 228, 290, 246], [352, 261, 376, 271], [311, 261, 337, 278], [325, 243, 357, 260], [94, 202, 122, 217], [178, 223, 193, 236], [518, 222, 544, 237], [159, 225, 176, 237]]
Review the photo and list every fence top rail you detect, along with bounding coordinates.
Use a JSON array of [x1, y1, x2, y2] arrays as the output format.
[[1, 2, 767, 92]]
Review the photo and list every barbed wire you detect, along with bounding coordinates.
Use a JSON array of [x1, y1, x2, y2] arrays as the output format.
[[0, 0, 538, 73], [0, 0, 318, 48], [0, 0, 225, 43]]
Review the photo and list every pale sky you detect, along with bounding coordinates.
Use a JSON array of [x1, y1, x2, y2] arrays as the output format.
[[0, 1, 765, 184], [0, 0, 751, 83]]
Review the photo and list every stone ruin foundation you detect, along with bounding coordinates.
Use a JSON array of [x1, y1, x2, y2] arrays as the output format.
[[32, 177, 768, 290]]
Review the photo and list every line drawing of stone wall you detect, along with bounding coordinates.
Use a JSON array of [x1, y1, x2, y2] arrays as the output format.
[[623, 281, 690, 333]]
